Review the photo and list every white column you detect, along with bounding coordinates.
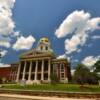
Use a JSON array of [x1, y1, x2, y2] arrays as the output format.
[[41, 60, 44, 81], [16, 62, 21, 82], [34, 60, 38, 81], [63, 63, 67, 83], [28, 61, 32, 81], [60, 63, 61, 80], [22, 61, 26, 80], [48, 59, 51, 82]]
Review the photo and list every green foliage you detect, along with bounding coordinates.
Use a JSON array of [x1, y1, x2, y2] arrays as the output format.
[[73, 64, 99, 85], [73, 64, 89, 84], [50, 73, 59, 84], [2, 77, 7, 83], [0, 77, 7, 84], [93, 60, 100, 73]]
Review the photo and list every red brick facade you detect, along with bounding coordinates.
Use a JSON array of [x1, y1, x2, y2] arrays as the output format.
[[52, 59, 71, 82], [0, 67, 11, 81], [0, 63, 19, 82]]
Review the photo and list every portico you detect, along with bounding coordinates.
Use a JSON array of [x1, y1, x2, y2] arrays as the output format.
[[16, 57, 51, 84]]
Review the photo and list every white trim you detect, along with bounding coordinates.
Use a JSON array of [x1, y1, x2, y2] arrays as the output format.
[[60, 63, 65, 80]]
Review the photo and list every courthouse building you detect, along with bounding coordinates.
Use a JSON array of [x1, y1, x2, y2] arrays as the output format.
[[15, 37, 71, 84]]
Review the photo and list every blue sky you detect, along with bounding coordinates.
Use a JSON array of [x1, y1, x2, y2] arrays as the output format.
[[0, 0, 100, 68]]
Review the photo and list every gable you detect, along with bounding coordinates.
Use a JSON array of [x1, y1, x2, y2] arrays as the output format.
[[19, 49, 51, 58], [20, 49, 35, 57]]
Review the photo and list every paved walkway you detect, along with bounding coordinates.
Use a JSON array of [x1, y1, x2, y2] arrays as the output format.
[[0, 94, 97, 100]]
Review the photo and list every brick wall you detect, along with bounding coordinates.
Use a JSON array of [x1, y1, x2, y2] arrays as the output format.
[[0, 67, 11, 80]]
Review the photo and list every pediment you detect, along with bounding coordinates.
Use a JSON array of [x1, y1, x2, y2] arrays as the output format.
[[20, 49, 48, 58]]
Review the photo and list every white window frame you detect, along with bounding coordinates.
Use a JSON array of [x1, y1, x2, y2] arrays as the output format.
[[60, 63, 65, 80]]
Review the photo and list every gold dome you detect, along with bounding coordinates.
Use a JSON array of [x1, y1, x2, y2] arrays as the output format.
[[40, 37, 49, 43]]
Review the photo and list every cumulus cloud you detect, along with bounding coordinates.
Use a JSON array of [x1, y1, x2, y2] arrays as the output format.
[[55, 10, 100, 54], [57, 54, 66, 59], [0, 50, 8, 57], [65, 34, 87, 54], [0, 0, 15, 56], [13, 35, 36, 50], [0, 0, 15, 36], [82, 55, 100, 68], [0, 0, 16, 66], [57, 54, 71, 61]]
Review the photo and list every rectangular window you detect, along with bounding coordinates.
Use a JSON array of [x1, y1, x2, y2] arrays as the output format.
[[60, 64, 65, 72], [60, 63, 65, 80]]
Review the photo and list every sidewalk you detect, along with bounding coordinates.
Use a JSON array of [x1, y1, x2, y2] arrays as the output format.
[[0, 94, 96, 100]]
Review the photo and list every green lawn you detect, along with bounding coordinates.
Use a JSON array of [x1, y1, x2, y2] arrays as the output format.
[[1, 84, 100, 93]]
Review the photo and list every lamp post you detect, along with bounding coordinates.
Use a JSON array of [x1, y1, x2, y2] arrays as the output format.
[[0, 49, 2, 64]]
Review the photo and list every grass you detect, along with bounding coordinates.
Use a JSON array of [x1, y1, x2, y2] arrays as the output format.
[[1, 84, 100, 93]]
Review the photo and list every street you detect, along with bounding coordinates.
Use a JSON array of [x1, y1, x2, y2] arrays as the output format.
[[0, 94, 97, 100]]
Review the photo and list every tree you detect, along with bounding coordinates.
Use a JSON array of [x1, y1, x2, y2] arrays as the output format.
[[93, 60, 100, 73], [87, 72, 99, 84], [92, 60, 100, 83], [73, 64, 90, 84], [73, 63, 99, 85]]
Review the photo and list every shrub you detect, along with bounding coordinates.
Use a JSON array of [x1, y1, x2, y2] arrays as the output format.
[[50, 74, 59, 84]]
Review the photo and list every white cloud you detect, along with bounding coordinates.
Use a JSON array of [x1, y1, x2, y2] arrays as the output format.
[[13, 31, 21, 37], [65, 34, 88, 54], [71, 69, 75, 75], [92, 35, 100, 39], [57, 54, 71, 61], [0, 0, 15, 8], [0, 63, 10, 67], [0, 36, 11, 48], [55, 10, 91, 38], [82, 55, 100, 68], [65, 34, 86, 54], [0, 50, 8, 57], [0, 0, 15, 36], [13, 35, 36, 50], [55, 10, 100, 54], [0, 39, 11, 48], [57, 54, 66, 59], [0, 0, 15, 65], [88, 18, 100, 31]]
